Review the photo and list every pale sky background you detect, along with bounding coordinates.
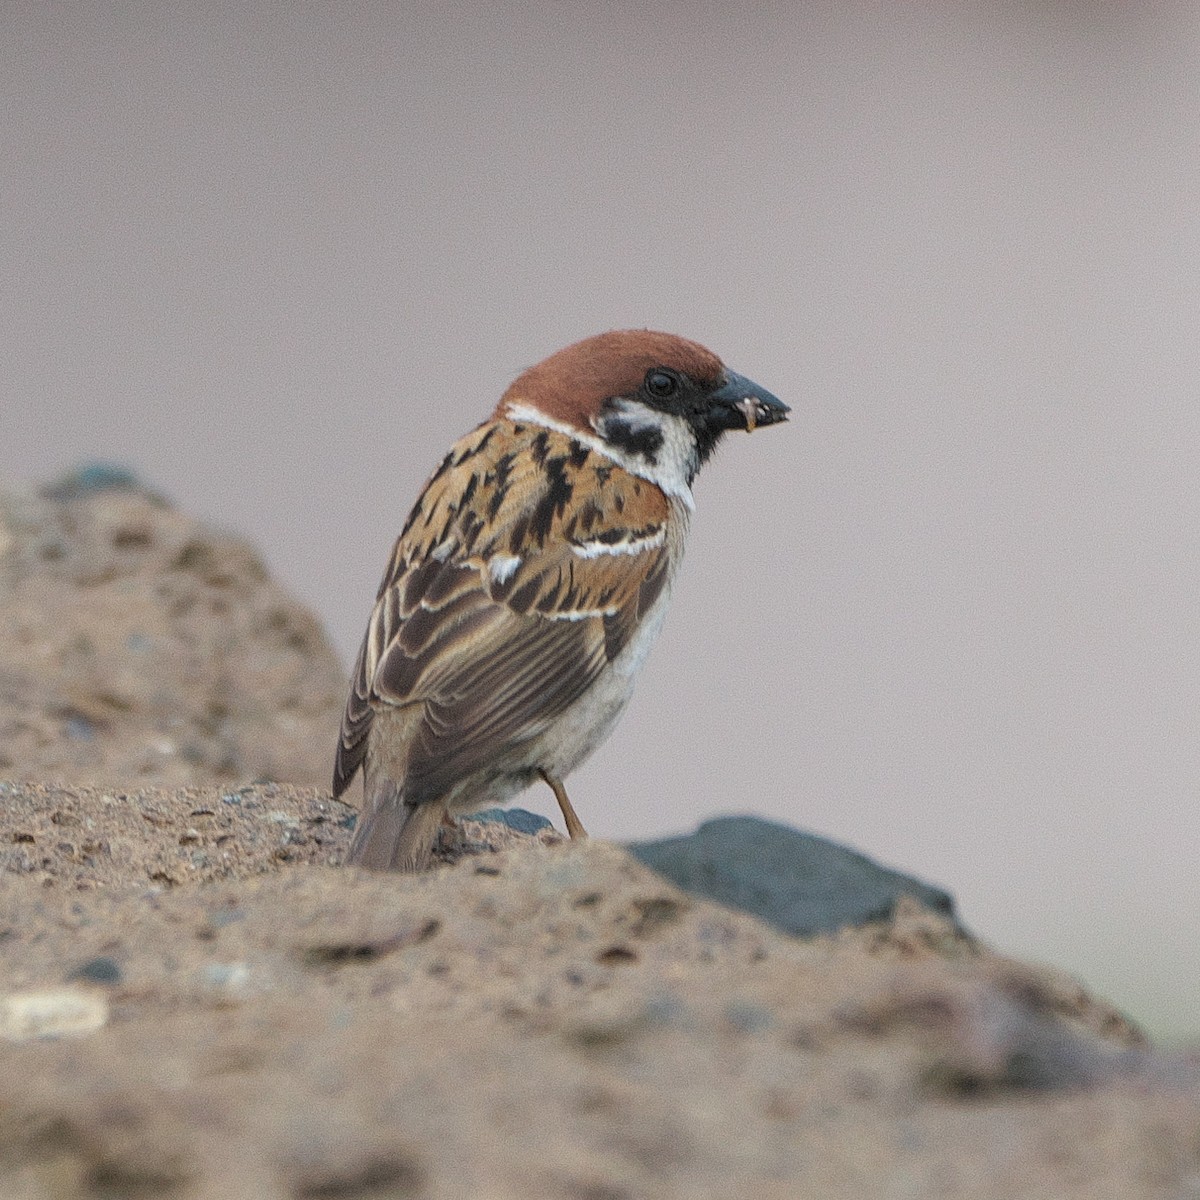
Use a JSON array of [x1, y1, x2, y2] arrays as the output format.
[[3, 1, 1198, 1041]]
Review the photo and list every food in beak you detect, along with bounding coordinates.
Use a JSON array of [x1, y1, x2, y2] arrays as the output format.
[[736, 397, 760, 433]]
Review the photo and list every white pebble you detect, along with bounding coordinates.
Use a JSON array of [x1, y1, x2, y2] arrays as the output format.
[[0, 988, 109, 1042]]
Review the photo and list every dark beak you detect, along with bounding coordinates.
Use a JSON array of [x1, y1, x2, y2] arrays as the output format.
[[708, 370, 789, 433]]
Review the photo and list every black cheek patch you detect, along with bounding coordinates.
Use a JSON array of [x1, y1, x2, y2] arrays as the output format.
[[603, 419, 663, 464]]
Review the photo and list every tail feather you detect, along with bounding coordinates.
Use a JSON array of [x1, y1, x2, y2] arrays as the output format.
[[347, 781, 447, 872]]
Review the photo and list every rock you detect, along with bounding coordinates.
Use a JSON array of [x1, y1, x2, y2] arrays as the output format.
[[0, 469, 346, 788], [40, 462, 152, 500], [0, 780, 352, 889], [473, 806, 554, 834], [0, 987, 108, 1042], [628, 814, 961, 937], [67, 956, 123, 985], [0, 801, 1185, 1198], [0, 469, 1191, 1197]]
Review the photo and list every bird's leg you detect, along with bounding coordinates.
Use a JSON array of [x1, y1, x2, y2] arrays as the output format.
[[539, 770, 588, 840]]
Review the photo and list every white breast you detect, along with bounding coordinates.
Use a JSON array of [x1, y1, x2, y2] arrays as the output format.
[[529, 501, 689, 780]]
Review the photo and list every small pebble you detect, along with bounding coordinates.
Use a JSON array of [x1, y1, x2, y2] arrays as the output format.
[[473, 807, 553, 834], [724, 1001, 774, 1034], [64, 715, 95, 741], [0, 988, 109, 1042], [203, 962, 251, 993], [68, 956, 123, 985]]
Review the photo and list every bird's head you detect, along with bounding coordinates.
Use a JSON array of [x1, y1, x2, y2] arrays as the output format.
[[498, 330, 788, 497]]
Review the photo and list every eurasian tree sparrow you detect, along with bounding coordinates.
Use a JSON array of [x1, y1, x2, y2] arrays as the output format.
[[334, 330, 787, 870]]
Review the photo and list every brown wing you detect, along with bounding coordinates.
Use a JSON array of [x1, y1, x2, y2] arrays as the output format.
[[332, 419, 674, 803]]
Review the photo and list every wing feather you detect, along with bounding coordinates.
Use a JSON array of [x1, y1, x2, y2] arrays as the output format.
[[332, 419, 675, 802]]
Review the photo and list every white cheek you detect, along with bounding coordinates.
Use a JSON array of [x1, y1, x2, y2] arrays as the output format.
[[502, 402, 697, 510], [654, 414, 702, 492], [594, 400, 699, 503]]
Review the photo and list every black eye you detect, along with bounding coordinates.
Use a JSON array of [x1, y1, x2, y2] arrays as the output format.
[[645, 369, 678, 398]]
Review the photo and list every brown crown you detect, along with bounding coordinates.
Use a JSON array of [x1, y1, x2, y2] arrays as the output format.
[[497, 330, 725, 431]]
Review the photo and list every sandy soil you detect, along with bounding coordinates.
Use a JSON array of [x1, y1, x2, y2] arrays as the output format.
[[1, 779, 1198, 1200], [0, 476, 344, 790], [2, 478, 1199, 1198]]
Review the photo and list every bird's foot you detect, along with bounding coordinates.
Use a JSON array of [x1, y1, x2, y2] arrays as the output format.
[[539, 769, 588, 840]]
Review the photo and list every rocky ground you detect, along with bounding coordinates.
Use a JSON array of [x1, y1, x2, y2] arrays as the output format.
[[0, 469, 344, 790], [1, 474, 1199, 1199]]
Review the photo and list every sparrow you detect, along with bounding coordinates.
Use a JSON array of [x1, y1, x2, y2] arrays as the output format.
[[333, 329, 788, 870]]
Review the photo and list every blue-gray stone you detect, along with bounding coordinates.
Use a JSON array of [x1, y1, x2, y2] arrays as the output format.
[[627, 815, 960, 939], [472, 808, 553, 835], [68, 956, 123, 985], [64, 714, 96, 741], [43, 462, 142, 499]]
